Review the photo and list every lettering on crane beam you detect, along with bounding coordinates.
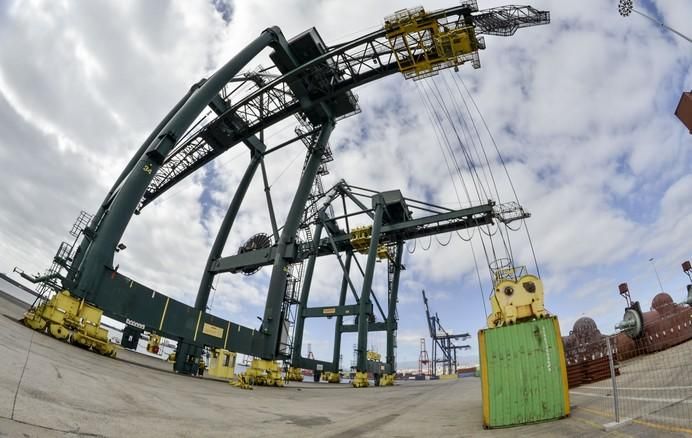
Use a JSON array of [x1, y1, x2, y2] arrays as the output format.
[[322, 308, 336, 315], [202, 323, 224, 339], [126, 318, 146, 330]]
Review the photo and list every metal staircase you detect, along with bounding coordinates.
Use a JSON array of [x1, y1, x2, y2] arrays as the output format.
[[279, 123, 334, 360]]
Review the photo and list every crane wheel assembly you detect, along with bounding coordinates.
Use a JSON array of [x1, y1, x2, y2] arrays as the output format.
[[379, 374, 395, 386], [352, 371, 369, 388], [323, 371, 341, 383], [232, 359, 284, 388], [23, 291, 117, 358], [285, 367, 304, 382]]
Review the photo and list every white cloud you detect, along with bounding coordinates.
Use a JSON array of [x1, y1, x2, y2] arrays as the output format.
[[0, 0, 690, 365]]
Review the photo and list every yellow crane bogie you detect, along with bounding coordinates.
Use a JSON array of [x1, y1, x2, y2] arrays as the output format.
[[49, 323, 69, 340], [22, 290, 117, 357], [324, 371, 341, 383], [285, 367, 304, 382], [235, 358, 284, 387], [380, 374, 396, 386], [352, 371, 369, 388]]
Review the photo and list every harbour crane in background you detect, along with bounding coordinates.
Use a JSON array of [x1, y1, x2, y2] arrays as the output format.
[[422, 290, 471, 376]]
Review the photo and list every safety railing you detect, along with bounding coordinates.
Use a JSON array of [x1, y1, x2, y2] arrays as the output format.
[[568, 319, 692, 433]]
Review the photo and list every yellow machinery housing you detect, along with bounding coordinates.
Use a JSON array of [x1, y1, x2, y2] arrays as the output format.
[[384, 6, 481, 80], [379, 374, 395, 386], [350, 226, 388, 259], [486, 268, 547, 328], [323, 371, 341, 383], [146, 333, 161, 355], [23, 290, 117, 357], [366, 350, 382, 361], [232, 358, 284, 387], [352, 371, 369, 388], [208, 348, 236, 379], [286, 367, 304, 382]]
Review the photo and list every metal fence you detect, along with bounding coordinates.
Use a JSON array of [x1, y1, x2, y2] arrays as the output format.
[[568, 326, 691, 432]]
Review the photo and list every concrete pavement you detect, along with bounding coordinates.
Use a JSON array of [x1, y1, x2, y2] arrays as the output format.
[[0, 292, 688, 437]]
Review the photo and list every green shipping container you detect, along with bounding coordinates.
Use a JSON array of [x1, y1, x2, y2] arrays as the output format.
[[478, 316, 570, 428]]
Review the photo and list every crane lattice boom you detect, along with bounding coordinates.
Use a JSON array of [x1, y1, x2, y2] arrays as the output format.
[[138, 3, 549, 210]]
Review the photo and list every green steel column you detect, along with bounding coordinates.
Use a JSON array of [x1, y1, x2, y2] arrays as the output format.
[[67, 83, 200, 289], [259, 122, 335, 359], [386, 241, 404, 372], [332, 251, 353, 370], [356, 198, 384, 372], [74, 29, 279, 300], [195, 152, 261, 310], [291, 221, 324, 366], [260, 158, 280, 242]]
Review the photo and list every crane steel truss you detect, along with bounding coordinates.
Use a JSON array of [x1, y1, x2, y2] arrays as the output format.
[[138, 2, 548, 209], [17, 3, 548, 375], [422, 290, 471, 376]]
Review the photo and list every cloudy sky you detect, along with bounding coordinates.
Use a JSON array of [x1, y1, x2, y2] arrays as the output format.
[[0, 0, 690, 369]]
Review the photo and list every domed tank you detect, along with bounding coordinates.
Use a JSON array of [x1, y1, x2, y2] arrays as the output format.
[[651, 292, 675, 315], [572, 316, 601, 342]]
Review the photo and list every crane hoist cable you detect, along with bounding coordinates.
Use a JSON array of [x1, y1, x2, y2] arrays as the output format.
[[446, 74, 518, 268], [415, 80, 481, 247], [470, 239, 488, 317], [428, 79, 488, 203], [426, 79, 509, 266], [416, 75, 504, 318], [421, 235, 433, 251], [458, 76, 542, 278], [415, 82, 473, 206], [420, 81, 500, 296], [406, 238, 416, 254], [446, 74, 502, 205], [442, 73, 497, 205], [435, 75, 522, 270], [417, 78, 496, 271], [414, 83, 467, 211], [447, 74, 519, 265], [435, 233, 453, 246]]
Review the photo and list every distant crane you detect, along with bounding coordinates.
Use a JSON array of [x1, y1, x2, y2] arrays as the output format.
[[422, 290, 471, 375], [418, 337, 431, 376]]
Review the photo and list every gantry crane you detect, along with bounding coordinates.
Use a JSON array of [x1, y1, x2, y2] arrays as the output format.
[[17, 2, 549, 384], [422, 290, 471, 376]]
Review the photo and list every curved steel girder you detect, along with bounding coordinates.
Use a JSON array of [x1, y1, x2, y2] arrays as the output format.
[[138, 64, 401, 209], [73, 28, 283, 298], [138, 3, 494, 208], [140, 3, 550, 209]]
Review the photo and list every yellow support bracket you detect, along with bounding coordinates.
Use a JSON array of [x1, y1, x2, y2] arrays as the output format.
[[350, 226, 389, 260], [366, 350, 381, 361]]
